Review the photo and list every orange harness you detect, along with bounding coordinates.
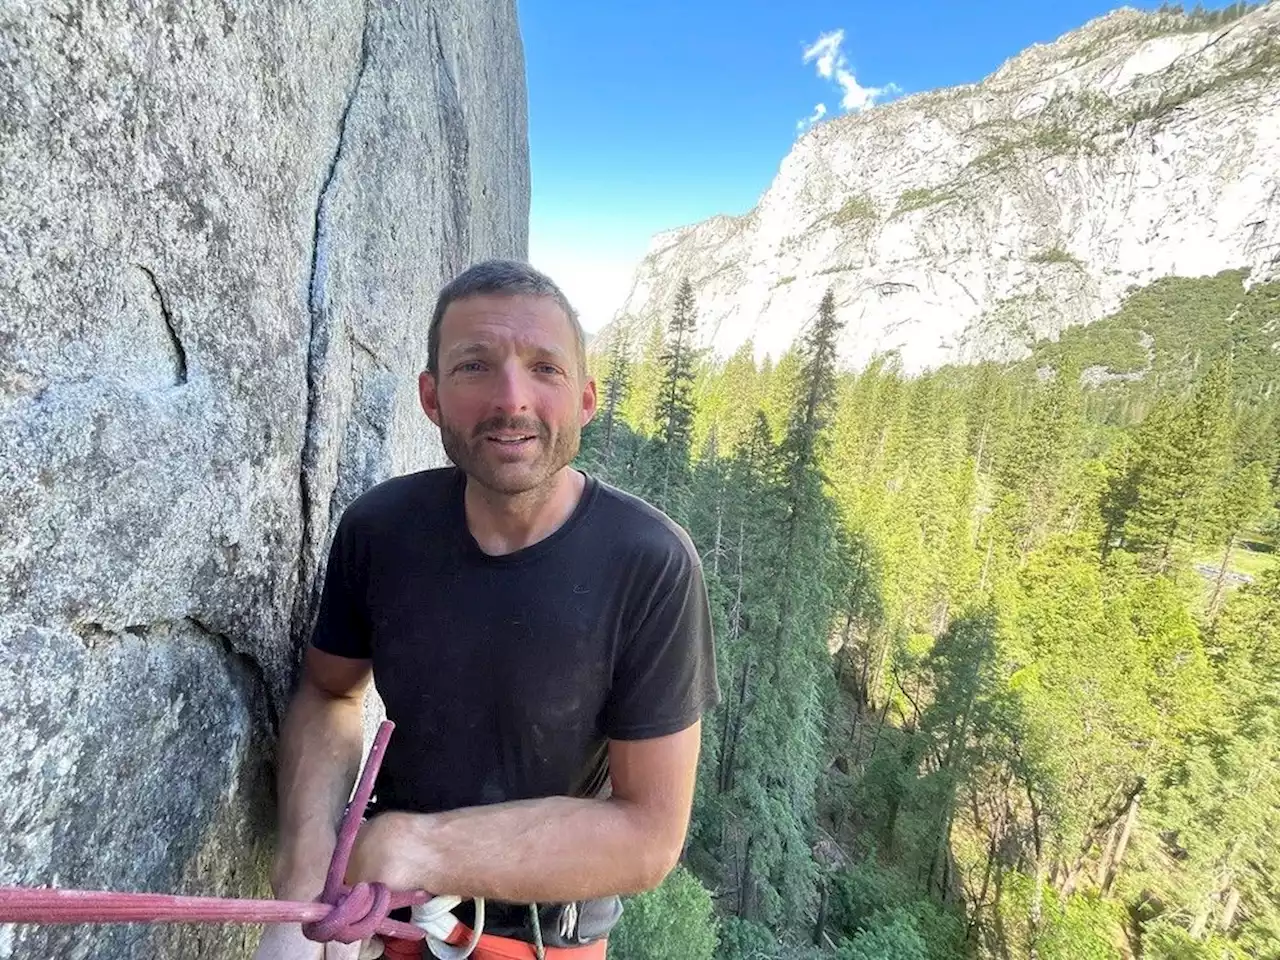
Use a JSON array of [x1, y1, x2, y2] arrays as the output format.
[[381, 926, 608, 959]]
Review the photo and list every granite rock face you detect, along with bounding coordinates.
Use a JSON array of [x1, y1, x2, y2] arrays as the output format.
[[0, 2, 528, 957], [610, 3, 1280, 372]]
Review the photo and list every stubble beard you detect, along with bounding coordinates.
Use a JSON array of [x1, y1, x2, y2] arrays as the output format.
[[437, 411, 581, 497]]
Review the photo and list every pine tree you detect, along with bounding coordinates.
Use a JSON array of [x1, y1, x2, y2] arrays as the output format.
[[620, 318, 665, 436], [761, 348, 802, 443], [692, 340, 763, 459], [993, 361, 1084, 557], [771, 288, 845, 721], [1121, 357, 1233, 569], [648, 279, 700, 512], [781, 289, 844, 499], [598, 331, 631, 469], [1205, 460, 1273, 618]]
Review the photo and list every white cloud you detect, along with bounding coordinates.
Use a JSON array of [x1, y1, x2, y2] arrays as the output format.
[[803, 31, 844, 80], [796, 102, 828, 132], [801, 29, 898, 120]]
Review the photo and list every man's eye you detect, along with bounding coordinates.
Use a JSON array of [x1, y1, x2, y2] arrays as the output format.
[[454, 361, 485, 373], [535, 363, 562, 375]]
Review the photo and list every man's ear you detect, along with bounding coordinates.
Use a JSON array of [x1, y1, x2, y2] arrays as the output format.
[[419, 371, 442, 427], [580, 375, 598, 427]]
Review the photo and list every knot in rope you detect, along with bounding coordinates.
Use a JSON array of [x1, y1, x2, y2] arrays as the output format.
[[303, 881, 394, 944]]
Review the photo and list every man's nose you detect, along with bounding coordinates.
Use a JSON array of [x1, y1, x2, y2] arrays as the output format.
[[490, 362, 532, 413]]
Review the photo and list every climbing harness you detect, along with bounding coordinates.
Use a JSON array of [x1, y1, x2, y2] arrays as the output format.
[[0, 721, 606, 959]]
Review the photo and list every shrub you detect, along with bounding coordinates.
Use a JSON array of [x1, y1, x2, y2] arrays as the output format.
[[832, 196, 877, 226], [1030, 247, 1084, 268], [607, 865, 720, 960], [893, 187, 956, 215], [717, 917, 778, 960]]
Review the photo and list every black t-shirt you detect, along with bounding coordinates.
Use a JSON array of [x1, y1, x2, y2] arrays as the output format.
[[309, 466, 720, 941]]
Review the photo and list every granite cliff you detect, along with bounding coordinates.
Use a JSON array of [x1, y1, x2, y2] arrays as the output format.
[[610, 3, 1280, 372], [0, 3, 527, 957]]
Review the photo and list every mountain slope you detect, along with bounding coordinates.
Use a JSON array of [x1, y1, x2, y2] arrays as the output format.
[[608, 3, 1280, 373]]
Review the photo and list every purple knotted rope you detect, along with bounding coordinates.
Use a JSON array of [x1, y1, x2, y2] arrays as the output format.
[[301, 720, 430, 944]]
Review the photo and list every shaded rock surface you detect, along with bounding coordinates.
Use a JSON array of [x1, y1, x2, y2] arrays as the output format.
[[0, 2, 528, 957], [609, 3, 1280, 372]]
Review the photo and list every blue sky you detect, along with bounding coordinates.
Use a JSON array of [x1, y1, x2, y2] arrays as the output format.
[[518, 0, 1232, 331]]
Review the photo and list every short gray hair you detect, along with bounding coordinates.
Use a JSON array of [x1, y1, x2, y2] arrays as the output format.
[[427, 259, 586, 377]]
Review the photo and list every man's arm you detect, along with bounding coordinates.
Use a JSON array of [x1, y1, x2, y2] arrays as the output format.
[[270, 646, 372, 899], [346, 721, 702, 903]]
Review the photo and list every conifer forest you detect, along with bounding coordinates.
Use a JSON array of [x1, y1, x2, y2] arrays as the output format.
[[588, 272, 1280, 960]]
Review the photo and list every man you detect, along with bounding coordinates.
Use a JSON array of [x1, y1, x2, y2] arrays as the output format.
[[255, 260, 719, 959]]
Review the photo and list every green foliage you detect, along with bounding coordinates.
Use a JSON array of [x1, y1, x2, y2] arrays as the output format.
[[1142, 920, 1251, 960], [715, 917, 777, 960], [1103, 358, 1233, 568], [892, 187, 957, 216], [619, 319, 666, 436], [1032, 271, 1280, 409], [648, 278, 701, 515], [969, 124, 1091, 172], [1121, 37, 1280, 129], [580, 331, 632, 476], [832, 196, 877, 226], [997, 873, 1124, 960], [761, 349, 802, 441], [692, 340, 765, 459], [1074, 90, 1114, 117], [829, 863, 965, 960], [1145, 2, 1262, 35], [608, 865, 719, 960], [834, 910, 930, 960], [1030, 247, 1083, 268], [829, 860, 902, 933], [594, 267, 1280, 960]]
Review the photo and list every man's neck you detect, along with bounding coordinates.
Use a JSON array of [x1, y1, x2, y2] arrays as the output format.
[[464, 467, 586, 556]]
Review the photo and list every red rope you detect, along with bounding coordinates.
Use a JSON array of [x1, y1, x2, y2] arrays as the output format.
[[0, 720, 430, 945]]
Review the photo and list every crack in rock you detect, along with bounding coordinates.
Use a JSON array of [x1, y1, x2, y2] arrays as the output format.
[[186, 616, 281, 737], [68, 617, 279, 736], [294, 0, 372, 651], [137, 264, 189, 386]]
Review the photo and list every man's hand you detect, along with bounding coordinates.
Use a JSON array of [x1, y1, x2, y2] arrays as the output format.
[[345, 812, 429, 894], [335, 722, 703, 905]]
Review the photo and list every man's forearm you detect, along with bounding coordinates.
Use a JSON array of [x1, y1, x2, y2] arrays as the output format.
[[271, 680, 366, 896], [372, 796, 682, 904]]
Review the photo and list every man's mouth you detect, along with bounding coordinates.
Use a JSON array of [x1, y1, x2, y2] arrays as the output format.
[[487, 434, 537, 446]]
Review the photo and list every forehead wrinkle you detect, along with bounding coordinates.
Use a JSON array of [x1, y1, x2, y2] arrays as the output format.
[[439, 293, 585, 375], [443, 334, 571, 364]]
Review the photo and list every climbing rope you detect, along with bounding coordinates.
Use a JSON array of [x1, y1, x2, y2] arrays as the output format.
[[0, 720, 487, 957]]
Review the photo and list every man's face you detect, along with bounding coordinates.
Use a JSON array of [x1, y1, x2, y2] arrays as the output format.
[[419, 293, 597, 497]]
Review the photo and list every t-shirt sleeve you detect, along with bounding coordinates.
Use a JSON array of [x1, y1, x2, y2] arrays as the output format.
[[310, 511, 372, 660], [604, 539, 721, 740]]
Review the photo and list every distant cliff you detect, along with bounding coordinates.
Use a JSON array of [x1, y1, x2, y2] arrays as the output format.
[[609, 3, 1280, 372]]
